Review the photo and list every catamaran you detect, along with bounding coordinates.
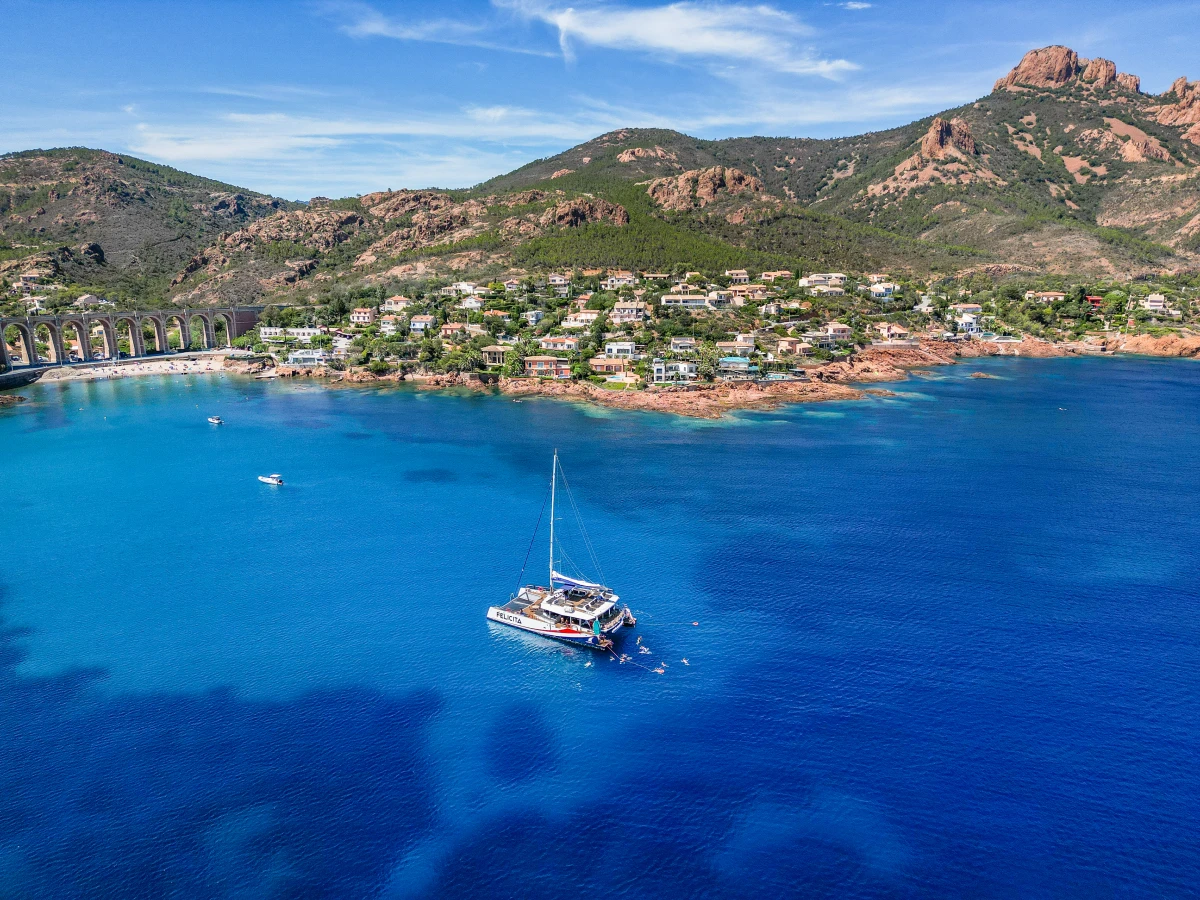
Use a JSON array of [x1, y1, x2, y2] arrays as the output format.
[[487, 451, 635, 650]]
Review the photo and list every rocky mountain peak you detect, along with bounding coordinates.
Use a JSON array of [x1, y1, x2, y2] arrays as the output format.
[[995, 46, 1080, 91], [994, 46, 1141, 94]]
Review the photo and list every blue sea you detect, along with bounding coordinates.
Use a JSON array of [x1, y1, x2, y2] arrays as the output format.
[[1, 356, 1199, 898]]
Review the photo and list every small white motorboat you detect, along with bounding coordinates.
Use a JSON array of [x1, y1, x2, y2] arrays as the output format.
[[207, 416, 224, 425], [258, 474, 284, 485]]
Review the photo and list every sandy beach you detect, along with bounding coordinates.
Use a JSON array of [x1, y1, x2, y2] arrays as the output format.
[[36, 353, 230, 383]]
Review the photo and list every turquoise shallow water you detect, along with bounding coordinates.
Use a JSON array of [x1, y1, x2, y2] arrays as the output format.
[[1, 356, 1199, 897]]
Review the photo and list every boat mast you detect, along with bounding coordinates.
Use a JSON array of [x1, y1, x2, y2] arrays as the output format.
[[549, 449, 557, 593]]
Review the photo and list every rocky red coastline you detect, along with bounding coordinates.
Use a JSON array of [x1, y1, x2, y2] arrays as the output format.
[[218, 333, 1197, 420]]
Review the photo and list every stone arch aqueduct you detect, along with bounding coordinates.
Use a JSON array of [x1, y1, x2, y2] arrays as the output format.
[[0, 307, 262, 371]]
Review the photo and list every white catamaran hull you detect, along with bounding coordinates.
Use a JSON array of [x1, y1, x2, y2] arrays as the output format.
[[486, 606, 628, 647]]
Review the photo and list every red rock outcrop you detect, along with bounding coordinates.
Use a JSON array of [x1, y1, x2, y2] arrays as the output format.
[[537, 198, 628, 228], [646, 167, 765, 210], [1115, 333, 1200, 357], [920, 117, 977, 159], [1116, 72, 1141, 93], [995, 46, 1081, 91], [220, 209, 364, 253], [1081, 57, 1117, 86], [1156, 77, 1200, 126], [360, 190, 453, 220], [171, 208, 364, 285], [617, 146, 678, 163], [994, 47, 1141, 94]]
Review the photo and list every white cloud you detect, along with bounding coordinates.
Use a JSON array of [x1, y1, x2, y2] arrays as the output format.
[[498, 0, 856, 77], [321, 0, 556, 56], [841, 2, 872, 9]]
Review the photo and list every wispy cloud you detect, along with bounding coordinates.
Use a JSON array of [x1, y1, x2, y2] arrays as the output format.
[[841, 2, 872, 9], [499, 0, 856, 77], [320, 0, 556, 56]]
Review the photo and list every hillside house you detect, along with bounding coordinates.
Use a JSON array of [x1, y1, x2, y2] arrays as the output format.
[[825, 322, 853, 341], [382, 296, 411, 312], [800, 273, 846, 288], [725, 269, 750, 284], [524, 356, 571, 379], [716, 340, 754, 358], [651, 359, 698, 383], [481, 345, 510, 367], [590, 357, 632, 375], [260, 327, 321, 344], [539, 336, 579, 352], [562, 310, 601, 330], [661, 294, 709, 309], [760, 270, 792, 282], [803, 330, 835, 350], [669, 337, 696, 353], [611, 301, 649, 324], [604, 341, 639, 359], [380, 316, 399, 336], [602, 271, 636, 291], [287, 349, 329, 366], [524, 310, 544, 325], [874, 322, 911, 340], [410, 314, 435, 334], [718, 356, 755, 377], [350, 307, 376, 325]]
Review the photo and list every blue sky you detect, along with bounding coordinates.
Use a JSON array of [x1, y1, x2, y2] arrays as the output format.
[[3, 0, 1198, 198]]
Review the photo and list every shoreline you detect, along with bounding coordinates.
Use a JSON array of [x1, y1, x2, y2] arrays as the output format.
[[8, 333, 1198, 419], [33, 353, 229, 383]]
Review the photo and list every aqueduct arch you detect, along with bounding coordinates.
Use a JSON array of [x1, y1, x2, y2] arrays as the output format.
[[0, 306, 262, 370]]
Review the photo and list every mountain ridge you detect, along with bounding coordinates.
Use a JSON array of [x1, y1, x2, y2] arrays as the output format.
[[3, 45, 1199, 309]]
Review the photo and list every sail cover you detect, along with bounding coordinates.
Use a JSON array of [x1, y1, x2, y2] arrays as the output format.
[[552, 571, 607, 592]]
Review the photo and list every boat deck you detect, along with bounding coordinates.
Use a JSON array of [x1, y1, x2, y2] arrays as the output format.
[[497, 598, 533, 614]]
